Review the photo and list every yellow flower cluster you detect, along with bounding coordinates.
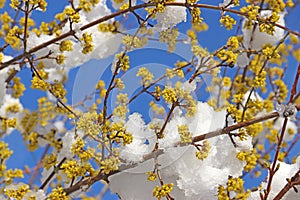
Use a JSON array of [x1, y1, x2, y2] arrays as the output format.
[[227, 36, 239, 50], [6, 103, 21, 113], [156, 3, 166, 13], [78, 0, 100, 12], [187, 0, 198, 3], [159, 28, 178, 52], [228, 177, 251, 199], [246, 122, 263, 137], [38, 21, 50, 35], [259, 12, 279, 35], [110, 127, 133, 145], [1, 118, 17, 131], [19, 16, 35, 28], [4, 184, 29, 200], [120, 3, 129, 10], [55, 54, 65, 64], [61, 159, 86, 179], [253, 69, 267, 88], [38, 97, 56, 127], [0, 0, 5, 8], [20, 110, 39, 133], [220, 15, 236, 30], [10, 0, 20, 9], [31, 76, 50, 91], [100, 156, 120, 174], [177, 124, 192, 144], [162, 87, 177, 103], [227, 177, 244, 192], [262, 44, 280, 59], [48, 187, 69, 200], [191, 8, 203, 25], [59, 40, 73, 52], [4, 168, 24, 185], [72, 139, 95, 161], [218, 177, 250, 200], [191, 45, 209, 57], [5, 26, 22, 49], [29, 0, 47, 12], [64, 7, 80, 23], [95, 80, 106, 100], [195, 140, 211, 160], [81, 32, 94, 54], [45, 129, 63, 150], [217, 185, 229, 200], [0, 141, 13, 160], [222, 76, 232, 87], [240, 5, 260, 21], [114, 78, 125, 90], [26, 131, 39, 151], [0, 12, 12, 37], [98, 22, 118, 33], [266, 129, 279, 143], [122, 34, 148, 49], [42, 153, 57, 170], [268, 0, 285, 12], [152, 183, 174, 200], [51, 81, 67, 99], [273, 79, 288, 101], [113, 105, 128, 120], [115, 53, 130, 71], [12, 77, 26, 98], [77, 111, 101, 136], [217, 49, 238, 64], [136, 67, 154, 86], [146, 171, 157, 181], [236, 149, 260, 172], [227, 104, 243, 122]]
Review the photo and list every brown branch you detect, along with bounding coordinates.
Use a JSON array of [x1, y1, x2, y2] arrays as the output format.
[[263, 63, 300, 200], [274, 169, 300, 200], [191, 111, 279, 143]]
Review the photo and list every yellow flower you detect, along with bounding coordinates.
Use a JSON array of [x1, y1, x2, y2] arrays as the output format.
[[220, 15, 236, 30], [152, 183, 174, 200], [31, 76, 50, 91]]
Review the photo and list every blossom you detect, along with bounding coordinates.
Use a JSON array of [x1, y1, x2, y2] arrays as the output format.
[[242, 10, 285, 50]]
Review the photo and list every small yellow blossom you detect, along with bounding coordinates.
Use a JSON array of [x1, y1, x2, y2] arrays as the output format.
[[81, 32, 94, 54], [146, 171, 157, 181], [12, 77, 26, 98], [236, 149, 260, 172], [100, 156, 120, 174], [177, 124, 192, 144], [195, 140, 211, 160], [136, 67, 154, 86], [222, 77, 232, 87], [31, 76, 50, 91], [162, 87, 177, 103], [227, 36, 239, 50], [59, 40, 73, 52], [115, 53, 130, 71], [220, 15, 236, 30], [51, 81, 67, 99], [56, 54, 65, 64], [48, 187, 69, 200], [152, 183, 174, 200], [64, 7, 80, 23]]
